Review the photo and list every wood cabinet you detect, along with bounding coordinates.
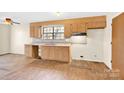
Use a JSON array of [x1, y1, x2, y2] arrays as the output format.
[[40, 45, 71, 63], [64, 23, 87, 38], [64, 24, 72, 38], [30, 24, 42, 38], [54, 47, 70, 62], [71, 23, 87, 33], [70, 23, 78, 33], [77, 23, 87, 32], [112, 13, 124, 79], [25, 44, 39, 58], [30, 16, 106, 38], [87, 21, 106, 29]]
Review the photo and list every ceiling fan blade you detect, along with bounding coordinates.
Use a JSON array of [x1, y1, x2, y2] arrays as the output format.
[[12, 21, 21, 24], [0, 18, 21, 25]]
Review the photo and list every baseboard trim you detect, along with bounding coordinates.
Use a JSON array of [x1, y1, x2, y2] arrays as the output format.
[[72, 59, 104, 63], [0, 53, 11, 56]]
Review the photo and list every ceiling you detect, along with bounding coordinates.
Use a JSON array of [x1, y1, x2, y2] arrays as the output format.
[[0, 12, 115, 24]]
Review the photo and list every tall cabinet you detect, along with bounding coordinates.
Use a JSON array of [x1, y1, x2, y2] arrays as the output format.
[[112, 13, 124, 79]]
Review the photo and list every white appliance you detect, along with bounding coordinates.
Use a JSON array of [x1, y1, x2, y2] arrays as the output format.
[[71, 33, 87, 44]]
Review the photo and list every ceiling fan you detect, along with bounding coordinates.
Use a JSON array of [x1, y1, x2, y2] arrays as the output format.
[[0, 18, 20, 25]]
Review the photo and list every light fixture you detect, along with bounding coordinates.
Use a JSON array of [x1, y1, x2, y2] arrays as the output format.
[[0, 18, 20, 25], [4, 18, 12, 25]]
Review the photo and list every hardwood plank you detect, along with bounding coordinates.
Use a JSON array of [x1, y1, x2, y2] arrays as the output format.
[[0, 54, 120, 80]]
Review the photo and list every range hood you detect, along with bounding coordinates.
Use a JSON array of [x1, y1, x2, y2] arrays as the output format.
[[71, 32, 87, 44]]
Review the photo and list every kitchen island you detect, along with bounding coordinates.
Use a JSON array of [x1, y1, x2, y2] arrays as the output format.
[[25, 43, 72, 63]]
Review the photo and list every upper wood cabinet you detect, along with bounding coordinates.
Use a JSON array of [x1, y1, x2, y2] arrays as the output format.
[[77, 23, 87, 32], [64, 24, 72, 38], [64, 23, 87, 38], [70, 23, 87, 33], [87, 21, 106, 29], [70, 23, 77, 33], [30, 16, 106, 38], [30, 24, 42, 38]]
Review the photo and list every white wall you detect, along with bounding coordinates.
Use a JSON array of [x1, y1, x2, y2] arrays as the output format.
[[72, 29, 104, 62], [0, 24, 11, 55], [10, 24, 31, 54]]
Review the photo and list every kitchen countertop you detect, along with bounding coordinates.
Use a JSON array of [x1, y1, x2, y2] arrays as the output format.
[[25, 43, 71, 47]]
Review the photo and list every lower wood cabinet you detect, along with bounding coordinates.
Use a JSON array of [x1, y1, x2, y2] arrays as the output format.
[[40, 46, 71, 63], [25, 44, 39, 58]]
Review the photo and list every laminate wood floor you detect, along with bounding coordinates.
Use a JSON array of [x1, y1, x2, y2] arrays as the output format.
[[0, 54, 120, 80]]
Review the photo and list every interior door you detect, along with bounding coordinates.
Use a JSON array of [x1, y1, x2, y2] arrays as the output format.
[[112, 13, 124, 79]]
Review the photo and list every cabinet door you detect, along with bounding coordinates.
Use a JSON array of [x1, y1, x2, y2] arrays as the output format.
[[41, 46, 50, 59], [64, 24, 72, 38], [70, 23, 87, 33], [53, 47, 70, 62], [77, 23, 87, 32], [30, 25, 35, 37], [71, 23, 78, 33], [34, 25, 42, 38], [41, 46, 55, 60], [25, 45, 38, 58], [49, 47, 55, 60], [30, 24, 42, 38], [87, 21, 106, 29], [59, 47, 69, 62], [25, 45, 32, 57]]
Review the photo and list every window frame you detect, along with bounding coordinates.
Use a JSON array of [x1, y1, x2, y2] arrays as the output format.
[[42, 25, 64, 40]]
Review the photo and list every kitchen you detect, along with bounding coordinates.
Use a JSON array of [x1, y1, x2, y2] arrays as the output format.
[[0, 12, 122, 80], [0, 0, 123, 92], [25, 15, 106, 64]]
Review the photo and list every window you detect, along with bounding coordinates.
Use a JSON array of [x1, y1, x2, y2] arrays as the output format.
[[42, 25, 64, 40]]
